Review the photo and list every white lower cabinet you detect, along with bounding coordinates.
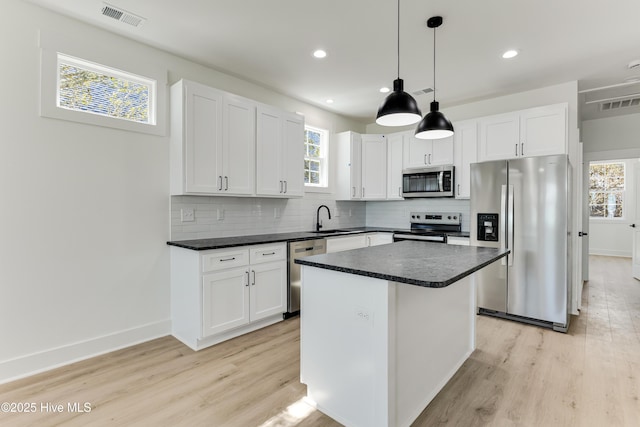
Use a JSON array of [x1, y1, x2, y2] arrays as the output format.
[[171, 243, 286, 350], [326, 232, 394, 253]]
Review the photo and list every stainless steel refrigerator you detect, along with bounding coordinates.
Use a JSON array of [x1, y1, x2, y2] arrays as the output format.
[[470, 154, 571, 332]]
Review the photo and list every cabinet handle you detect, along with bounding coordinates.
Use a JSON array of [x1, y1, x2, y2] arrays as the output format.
[[279, 180, 283, 193], [521, 143, 524, 156], [428, 153, 432, 164], [284, 180, 288, 193], [218, 176, 223, 191], [457, 184, 460, 196], [245, 271, 249, 287], [352, 187, 356, 197], [515, 143, 518, 157], [424, 154, 428, 165], [224, 176, 229, 191], [262, 252, 276, 256], [251, 270, 256, 286], [362, 187, 365, 198], [220, 257, 236, 262], [398, 186, 402, 197]]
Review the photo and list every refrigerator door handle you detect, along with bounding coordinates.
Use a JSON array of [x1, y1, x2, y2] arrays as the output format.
[[508, 184, 514, 267], [500, 185, 507, 266]]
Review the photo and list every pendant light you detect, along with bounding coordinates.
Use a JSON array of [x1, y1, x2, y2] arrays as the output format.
[[415, 16, 454, 139], [375, 0, 422, 126]]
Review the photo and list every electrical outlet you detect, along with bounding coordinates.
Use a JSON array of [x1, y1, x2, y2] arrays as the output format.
[[354, 307, 370, 322], [274, 207, 280, 219], [181, 208, 195, 222], [217, 209, 225, 221]]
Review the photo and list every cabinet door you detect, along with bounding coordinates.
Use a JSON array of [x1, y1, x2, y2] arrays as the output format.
[[256, 105, 283, 196], [366, 233, 394, 246], [326, 234, 368, 253], [350, 133, 363, 199], [387, 133, 404, 200], [222, 95, 255, 195], [453, 120, 478, 199], [250, 262, 286, 321], [361, 134, 387, 200], [202, 268, 249, 337], [282, 113, 305, 197], [429, 137, 454, 166], [403, 133, 430, 168], [519, 104, 567, 158], [478, 112, 519, 162], [184, 81, 223, 194]]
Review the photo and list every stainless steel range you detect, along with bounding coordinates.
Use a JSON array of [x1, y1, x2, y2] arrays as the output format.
[[393, 212, 462, 243]]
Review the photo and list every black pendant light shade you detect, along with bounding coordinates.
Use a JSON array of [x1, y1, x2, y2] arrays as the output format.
[[415, 101, 454, 139], [375, 0, 422, 127], [376, 78, 422, 126], [415, 16, 454, 139]]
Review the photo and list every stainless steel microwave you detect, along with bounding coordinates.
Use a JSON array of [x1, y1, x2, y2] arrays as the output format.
[[402, 166, 454, 198]]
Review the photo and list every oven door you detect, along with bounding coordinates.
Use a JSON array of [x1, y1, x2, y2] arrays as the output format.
[[402, 166, 454, 198], [393, 233, 447, 243]]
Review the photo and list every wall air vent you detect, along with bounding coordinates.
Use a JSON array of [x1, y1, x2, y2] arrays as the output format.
[[101, 3, 146, 28], [412, 88, 434, 96], [600, 96, 640, 111]]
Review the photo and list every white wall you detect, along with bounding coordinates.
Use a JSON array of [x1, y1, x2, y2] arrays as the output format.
[[0, 0, 364, 383], [582, 113, 640, 153]]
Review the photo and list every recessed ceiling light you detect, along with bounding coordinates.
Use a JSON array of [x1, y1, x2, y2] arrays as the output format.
[[325, 99, 334, 104], [380, 87, 390, 93], [313, 49, 327, 59], [502, 50, 518, 59]]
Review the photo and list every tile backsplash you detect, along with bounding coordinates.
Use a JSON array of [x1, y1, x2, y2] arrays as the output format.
[[170, 196, 470, 241], [171, 196, 366, 241]]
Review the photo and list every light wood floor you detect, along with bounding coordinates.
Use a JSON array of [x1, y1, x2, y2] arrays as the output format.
[[1, 255, 638, 426]]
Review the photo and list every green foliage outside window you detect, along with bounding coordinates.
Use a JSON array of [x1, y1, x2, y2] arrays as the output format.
[[304, 128, 323, 185], [58, 63, 150, 123], [589, 162, 624, 218]]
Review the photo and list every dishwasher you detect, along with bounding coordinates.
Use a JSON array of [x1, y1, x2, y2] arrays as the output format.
[[287, 239, 326, 317]]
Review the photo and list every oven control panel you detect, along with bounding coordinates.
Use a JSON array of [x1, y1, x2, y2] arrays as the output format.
[[410, 212, 461, 225], [477, 213, 499, 242]]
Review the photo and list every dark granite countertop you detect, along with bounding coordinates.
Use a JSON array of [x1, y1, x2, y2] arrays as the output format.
[[166, 227, 404, 251], [295, 241, 508, 288]]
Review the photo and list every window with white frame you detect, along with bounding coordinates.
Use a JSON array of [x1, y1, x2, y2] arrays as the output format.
[[57, 53, 156, 125], [39, 30, 166, 136], [304, 126, 328, 188], [589, 161, 625, 219]]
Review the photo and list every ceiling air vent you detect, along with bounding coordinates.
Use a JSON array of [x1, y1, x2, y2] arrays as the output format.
[[600, 96, 640, 111], [101, 3, 146, 28], [412, 88, 434, 96]]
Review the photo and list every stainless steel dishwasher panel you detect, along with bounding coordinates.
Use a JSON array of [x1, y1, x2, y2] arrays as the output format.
[[288, 239, 326, 315]]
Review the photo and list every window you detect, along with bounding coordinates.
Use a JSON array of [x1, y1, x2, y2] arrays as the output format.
[[304, 126, 328, 188], [39, 30, 166, 136], [57, 54, 154, 125], [589, 161, 625, 219]]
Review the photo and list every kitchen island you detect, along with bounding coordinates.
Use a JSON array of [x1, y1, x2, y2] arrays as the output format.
[[295, 241, 508, 427]]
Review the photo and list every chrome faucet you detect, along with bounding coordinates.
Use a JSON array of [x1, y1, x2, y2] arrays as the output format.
[[316, 205, 332, 232]]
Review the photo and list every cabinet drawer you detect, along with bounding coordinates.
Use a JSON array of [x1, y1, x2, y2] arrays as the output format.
[[249, 243, 286, 265], [201, 248, 249, 273]]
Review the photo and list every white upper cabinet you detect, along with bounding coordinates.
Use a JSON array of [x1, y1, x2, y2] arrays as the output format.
[[223, 94, 256, 195], [170, 79, 255, 196], [361, 134, 387, 200], [256, 105, 304, 197], [403, 133, 454, 169], [478, 103, 567, 162], [386, 132, 404, 200], [453, 119, 478, 199], [335, 131, 363, 200]]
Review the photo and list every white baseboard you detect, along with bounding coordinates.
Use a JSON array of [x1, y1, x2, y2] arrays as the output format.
[[588, 249, 632, 258], [0, 320, 171, 384]]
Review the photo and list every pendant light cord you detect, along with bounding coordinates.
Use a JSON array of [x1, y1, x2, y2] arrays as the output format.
[[397, 0, 400, 78], [433, 25, 436, 102]]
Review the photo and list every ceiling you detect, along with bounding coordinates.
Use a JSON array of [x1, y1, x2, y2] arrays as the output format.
[[25, 0, 640, 124]]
